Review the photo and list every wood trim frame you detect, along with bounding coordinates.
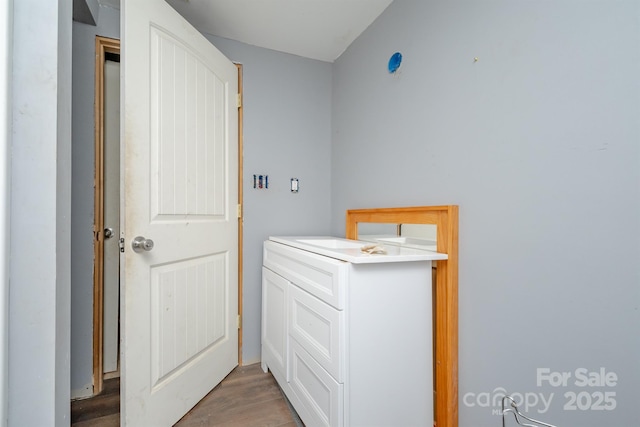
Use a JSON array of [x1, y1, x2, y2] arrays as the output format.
[[345, 205, 459, 427], [93, 36, 121, 395], [236, 63, 244, 366]]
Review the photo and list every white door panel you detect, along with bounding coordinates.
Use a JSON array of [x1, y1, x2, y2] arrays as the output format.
[[122, 0, 238, 425]]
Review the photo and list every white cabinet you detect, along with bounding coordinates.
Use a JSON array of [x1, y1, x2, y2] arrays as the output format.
[[261, 267, 288, 384], [262, 237, 442, 427]]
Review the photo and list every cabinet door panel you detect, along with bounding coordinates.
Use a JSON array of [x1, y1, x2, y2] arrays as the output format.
[[261, 267, 288, 380], [289, 339, 343, 427], [289, 284, 344, 382]]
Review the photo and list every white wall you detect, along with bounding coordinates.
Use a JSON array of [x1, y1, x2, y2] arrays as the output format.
[[0, 1, 11, 425], [202, 35, 333, 364], [331, 1, 640, 426], [9, 0, 73, 425], [55, 0, 73, 421], [70, 4, 120, 399]]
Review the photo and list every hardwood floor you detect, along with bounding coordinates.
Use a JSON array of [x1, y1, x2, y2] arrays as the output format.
[[71, 377, 120, 427], [176, 364, 301, 427], [71, 364, 302, 427]]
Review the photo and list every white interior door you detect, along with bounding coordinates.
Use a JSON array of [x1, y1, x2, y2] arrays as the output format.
[[121, 1, 239, 425]]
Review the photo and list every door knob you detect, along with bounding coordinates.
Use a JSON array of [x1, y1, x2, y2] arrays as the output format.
[[131, 236, 154, 253], [104, 228, 114, 239]]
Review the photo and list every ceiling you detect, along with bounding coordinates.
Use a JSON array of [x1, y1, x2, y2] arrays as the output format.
[[96, 0, 393, 62]]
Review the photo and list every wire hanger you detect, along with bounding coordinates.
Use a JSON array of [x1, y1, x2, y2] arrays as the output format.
[[502, 395, 558, 427]]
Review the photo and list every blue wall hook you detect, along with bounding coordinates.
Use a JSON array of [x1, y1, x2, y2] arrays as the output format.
[[388, 52, 402, 73]]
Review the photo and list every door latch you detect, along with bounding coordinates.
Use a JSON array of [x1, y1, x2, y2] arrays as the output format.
[[119, 238, 125, 253]]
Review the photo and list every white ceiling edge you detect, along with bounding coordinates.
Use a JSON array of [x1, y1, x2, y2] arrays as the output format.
[[108, 0, 393, 63], [97, 0, 120, 9]]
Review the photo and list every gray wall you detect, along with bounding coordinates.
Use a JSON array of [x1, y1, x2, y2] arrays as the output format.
[[70, 4, 119, 398], [10, 0, 73, 425], [331, 1, 640, 426], [202, 35, 333, 364]]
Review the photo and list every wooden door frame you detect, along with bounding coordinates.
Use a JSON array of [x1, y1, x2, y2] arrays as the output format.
[[92, 36, 121, 395], [346, 205, 459, 427], [92, 37, 245, 394], [236, 63, 244, 365]]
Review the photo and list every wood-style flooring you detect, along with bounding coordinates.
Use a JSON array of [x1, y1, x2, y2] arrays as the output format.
[[71, 364, 302, 427], [71, 376, 120, 427]]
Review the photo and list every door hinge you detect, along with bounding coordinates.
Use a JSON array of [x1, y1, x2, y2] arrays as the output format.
[[237, 204, 242, 219], [236, 93, 242, 108], [237, 314, 241, 330]]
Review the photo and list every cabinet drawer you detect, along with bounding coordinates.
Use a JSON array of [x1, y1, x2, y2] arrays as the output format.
[[289, 284, 344, 382], [263, 240, 347, 309], [289, 339, 343, 427]]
